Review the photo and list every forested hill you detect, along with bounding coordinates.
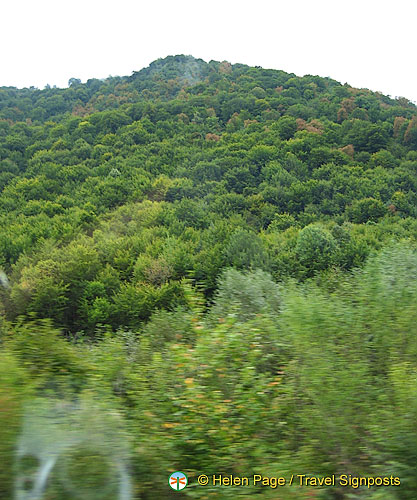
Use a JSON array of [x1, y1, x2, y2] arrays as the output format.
[[3, 56, 417, 499], [0, 54, 417, 335]]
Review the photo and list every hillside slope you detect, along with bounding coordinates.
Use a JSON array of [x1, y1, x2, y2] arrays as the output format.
[[1, 55, 417, 332]]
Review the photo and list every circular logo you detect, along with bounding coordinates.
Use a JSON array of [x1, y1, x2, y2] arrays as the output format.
[[169, 471, 188, 491]]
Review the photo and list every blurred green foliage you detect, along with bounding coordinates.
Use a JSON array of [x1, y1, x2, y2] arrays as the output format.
[[1, 248, 417, 498]]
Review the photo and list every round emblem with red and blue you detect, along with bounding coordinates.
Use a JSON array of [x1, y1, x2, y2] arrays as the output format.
[[169, 471, 188, 491]]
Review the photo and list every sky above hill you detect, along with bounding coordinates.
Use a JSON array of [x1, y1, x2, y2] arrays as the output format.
[[2, 0, 416, 103]]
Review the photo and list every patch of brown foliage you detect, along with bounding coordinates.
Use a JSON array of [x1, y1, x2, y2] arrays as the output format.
[[339, 144, 355, 158], [296, 118, 323, 134], [205, 133, 221, 142]]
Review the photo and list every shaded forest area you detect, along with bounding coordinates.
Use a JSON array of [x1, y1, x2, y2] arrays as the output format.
[[1, 55, 417, 498]]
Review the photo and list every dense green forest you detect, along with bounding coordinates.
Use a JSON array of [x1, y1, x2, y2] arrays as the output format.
[[1, 55, 417, 499]]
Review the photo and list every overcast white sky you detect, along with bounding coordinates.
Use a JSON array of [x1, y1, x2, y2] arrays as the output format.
[[1, 0, 416, 102]]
